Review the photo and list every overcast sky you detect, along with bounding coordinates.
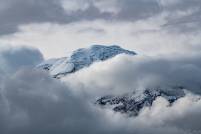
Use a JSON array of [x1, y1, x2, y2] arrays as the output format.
[[0, 0, 201, 58], [0, 1, 201, 134]]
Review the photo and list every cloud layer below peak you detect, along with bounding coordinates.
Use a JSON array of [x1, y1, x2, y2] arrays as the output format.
[[0, 45, 201, 134]]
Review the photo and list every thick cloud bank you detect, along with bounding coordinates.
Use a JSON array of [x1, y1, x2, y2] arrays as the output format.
[[0, 46, 201, 134], [63, 54, 201, 96]]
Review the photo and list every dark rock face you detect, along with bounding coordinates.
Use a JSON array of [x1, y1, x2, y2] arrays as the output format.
[[95, 88, 185, 116]]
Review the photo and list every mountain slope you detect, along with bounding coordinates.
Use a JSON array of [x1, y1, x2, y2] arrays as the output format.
[[37, 45, 189, 116], [96, 88, 186, 116], [37, 45, 136, 78]]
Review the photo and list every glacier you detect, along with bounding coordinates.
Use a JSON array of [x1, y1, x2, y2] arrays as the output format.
[[37, 45, 136, 78]]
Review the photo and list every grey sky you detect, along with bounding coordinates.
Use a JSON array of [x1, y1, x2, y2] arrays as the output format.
[[0, 1, 201, 133], [0, 0, 200, 35]]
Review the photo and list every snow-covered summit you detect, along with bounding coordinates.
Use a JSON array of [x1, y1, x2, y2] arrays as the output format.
[[37, 45, 136, 77]]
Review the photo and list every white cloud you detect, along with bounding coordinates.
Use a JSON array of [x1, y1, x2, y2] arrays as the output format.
[[0, 45, 201, 134], [93, 0, 120, 14], [157, 0, 182, 7], [61, 0, 90, 13], [138, 92, 201, 132], [60, 0, 120, 14], [61, 53, 201, 99]]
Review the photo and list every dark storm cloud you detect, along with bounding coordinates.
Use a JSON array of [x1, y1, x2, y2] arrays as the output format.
[[0, 0, 159, 36]]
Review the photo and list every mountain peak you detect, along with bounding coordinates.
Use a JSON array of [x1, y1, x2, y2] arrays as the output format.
[[37, 45, 136, 78]]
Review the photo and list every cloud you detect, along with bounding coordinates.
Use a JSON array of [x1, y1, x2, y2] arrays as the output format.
[[0, 69, 96, 134], [0, 67, 192, 134], [0, 0, 201, 60], [137, 93, 201, 133], [62, 53, 201, 133], [0, 0, 174, 36], [0, 45, 201, 134], [1, 16, 201, 59], [0, 0, 201, 132], [0, 0, 110, 36], [158, 0, 201, 32], [0, 46, 43, 74], [0, 0, 200, 37], [63, 54, 201, 97], [0, 0, 68, 35], [0, 59, 200, 134], [157, 0, 182, 7]]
